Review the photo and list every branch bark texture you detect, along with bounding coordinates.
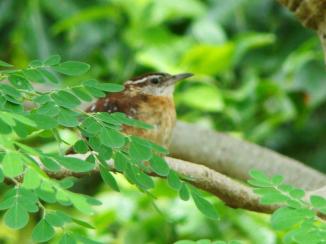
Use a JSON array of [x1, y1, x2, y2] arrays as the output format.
[[170, 122, 326, 190], [43, 154, 277, 214]]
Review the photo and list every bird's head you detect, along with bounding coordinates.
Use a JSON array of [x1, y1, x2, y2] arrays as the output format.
[[124, 72, 193, 96]]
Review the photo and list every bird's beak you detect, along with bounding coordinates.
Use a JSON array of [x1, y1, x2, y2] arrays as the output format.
[[169, 73, 193, 84]]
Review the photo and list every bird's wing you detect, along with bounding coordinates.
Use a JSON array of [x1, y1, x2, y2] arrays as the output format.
[[85, 92, 141, 118]]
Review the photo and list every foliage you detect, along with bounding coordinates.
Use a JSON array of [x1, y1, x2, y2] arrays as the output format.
[[248, 170, 326, 244], [0, 57, 217, 243]]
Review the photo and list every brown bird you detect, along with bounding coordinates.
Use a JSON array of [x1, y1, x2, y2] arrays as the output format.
[[86, 72, 193, 148]]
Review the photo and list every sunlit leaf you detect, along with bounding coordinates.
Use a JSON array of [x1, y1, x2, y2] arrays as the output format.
[[2, 152, 24, 178], [32, 219, 55, 242], [44, 54, 61, 66], [52, 90, 81, 109], [99, 165, 120, 191], [55, 156, 94, 172], [191, 191, 219, 219], [99, 127, 125, 148], [22, 168, 41, 189], [4, 203, 29, 229], [73, 140, 89, 154], [149, 155, 170, 176], [53, 61, 90, 76], [0, 59, 13, 67]]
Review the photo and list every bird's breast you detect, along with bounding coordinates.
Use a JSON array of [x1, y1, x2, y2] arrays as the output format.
[[123, 95, 176, 148]]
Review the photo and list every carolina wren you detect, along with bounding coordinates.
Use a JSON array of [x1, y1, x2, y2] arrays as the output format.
[[87, 72, 193, 147]]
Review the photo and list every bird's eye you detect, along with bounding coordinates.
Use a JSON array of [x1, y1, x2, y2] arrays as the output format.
[[150, 77, 160, 84]]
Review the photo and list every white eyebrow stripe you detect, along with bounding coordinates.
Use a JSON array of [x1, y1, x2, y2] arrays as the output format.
[[125, 75, 162, 85]]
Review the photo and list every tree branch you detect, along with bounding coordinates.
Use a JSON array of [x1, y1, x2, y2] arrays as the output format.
[[32, 154, 325, 218], [169, 122, 326, 190], [40, 154, 277, 214]]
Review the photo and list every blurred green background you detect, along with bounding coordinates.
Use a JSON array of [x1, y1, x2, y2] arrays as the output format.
[[0, 0, 325, 243]]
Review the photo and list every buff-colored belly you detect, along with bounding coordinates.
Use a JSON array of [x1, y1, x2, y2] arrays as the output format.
[[123, 97, 176, 148]]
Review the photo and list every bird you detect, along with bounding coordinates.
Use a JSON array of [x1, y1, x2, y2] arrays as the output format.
[[86, 72, 193, 148]]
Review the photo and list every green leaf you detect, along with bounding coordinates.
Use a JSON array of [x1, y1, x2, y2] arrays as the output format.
[[129, 139, 152, 162], [97, 82, 124, 92], [81, 117, 101, 135], [70, 193, 94, 214], [249, 170, 271, 182], [56, 190, 71, 205], [40, 156, 61, 172], [310, 196, 326, 214], [99, 165, 120, 191], [36, 102, 60, 116], [0, 168, 4, 183], [36, 184, 56, 203], [0, 118, 12, 134], [55, 189, 71, 206], [98, 146, 113, 161], [72, 218, 94, 229], [71, 87, 93, 101], [0, 195, 15, 210], [9, 75, 32, 90], [29, 114, 57, 129], [248, 170, 272, 187], [99, 127, 125, 148], [2, 152, 24, 178], [56, 156, 94, 172], [0, 59, 13, 67], [260, 192, 289, 205], [52, 90, 80, 109], [22, 168, 41, 189], [289, 189, 305, 199], [310, 195, 326, 208], [271, 207, 306, 230], [58, 177, 75, 189], [23, 69, 46, 83], [83, 80, 124, 92], [12, 113, 37, 127], [57, 108, 79, 127], [110, 112, 153, 129], [167, 170, 181, 190], [45, 212, 65, 227], [149, 155, 170, 176], [113, 152, 129, 172], [271, 175, 284, 185], [134, 167, 154, 190], [32, 219, 55, 242], [60, 233, 76, 244], [29, 59, 42, 66], [44, 54, 61, 66], [84, 86, 106, 98], [96, 113, 121, 125], [88, 136, 101, 151], [38, 69, 60, 83], [33, 94, 51, 104], [73, 140, 89, 154], [0, 84, 22, 99], [191, 191, 219, 219], [174, 241, 196, 244], [4, 203, 29, 229], [286, 199, 303, 209], [179, 183, 190, 201], [247, 179, 273, 187], [53, 61, 90, 76]]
